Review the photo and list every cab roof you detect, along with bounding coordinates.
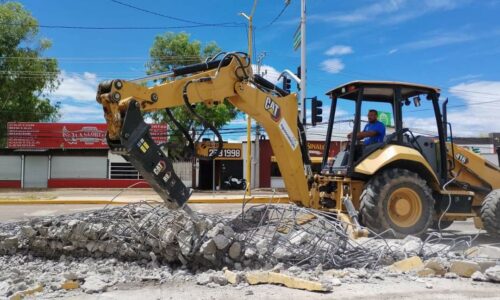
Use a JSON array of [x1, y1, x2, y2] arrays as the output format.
[[326, 81, 441, 102]]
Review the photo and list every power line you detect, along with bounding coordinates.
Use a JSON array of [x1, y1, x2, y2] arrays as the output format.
[[0, 23, 243, 30], [109, 0, 242, 27], [262, 1, 290, 28]]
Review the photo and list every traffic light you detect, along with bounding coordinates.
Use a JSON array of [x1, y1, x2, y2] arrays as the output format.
[[311, 96, 323, 126], [282, 75, 291, 93]]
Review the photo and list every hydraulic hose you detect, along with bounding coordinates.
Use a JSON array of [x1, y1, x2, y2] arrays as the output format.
[[164, 108, 195, 156], [182, 80, 223, 159]]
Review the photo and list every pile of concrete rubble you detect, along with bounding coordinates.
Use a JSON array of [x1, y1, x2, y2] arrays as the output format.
[[0, 203, 499, 298]]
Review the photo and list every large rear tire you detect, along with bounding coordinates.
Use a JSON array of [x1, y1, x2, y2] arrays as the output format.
[[480, 189, 500, 237], [360, 169, 435, 238]]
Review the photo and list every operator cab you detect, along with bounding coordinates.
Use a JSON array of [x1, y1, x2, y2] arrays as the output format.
[[320, 81, 448, 185]]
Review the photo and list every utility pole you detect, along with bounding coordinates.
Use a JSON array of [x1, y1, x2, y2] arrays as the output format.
[[239, 0, 258, 196], [300, 0, 307, 126], [256, 51, 267, 75], [191, 126, 196, 189], [254, 51, 266, 189]]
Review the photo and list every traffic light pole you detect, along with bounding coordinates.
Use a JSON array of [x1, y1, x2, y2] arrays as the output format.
[[300, 0, 307, 126]]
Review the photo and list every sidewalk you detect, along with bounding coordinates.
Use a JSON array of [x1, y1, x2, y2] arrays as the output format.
[[0, 188, 290, 205]]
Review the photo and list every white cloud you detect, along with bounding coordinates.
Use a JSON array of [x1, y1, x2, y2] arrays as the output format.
[[309, 0, 470, 25], [252, 64, 281, 84], [325, 45, 353, 56], [449, 74, 483, 83], [50, 71, 98, 102], [400, 32, 474, 50], [388, 48, 399, 55], [320, 59, 345, 74], [59, 104, 104, 122], [405, 81, 500, 136]]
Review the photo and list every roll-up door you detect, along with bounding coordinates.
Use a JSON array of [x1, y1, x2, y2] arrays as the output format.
[[24, 156, 48, 188], [51, 156, 107, 179]]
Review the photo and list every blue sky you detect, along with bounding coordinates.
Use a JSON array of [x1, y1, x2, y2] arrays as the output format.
[[19, 0, 500, 138]]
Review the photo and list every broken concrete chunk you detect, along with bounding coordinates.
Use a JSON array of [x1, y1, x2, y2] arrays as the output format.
[[465, 246, 500, 260], [417, 268, 436, 277], [450, 260, 481, 278], [330, 278, 342, 286], [210, 273, 228, 286], [206, 223, 224, 238], [256, 239, 268, 255], [9, 284, 43, 300], [424, 259, 447, 276], [485, 265, 500, 282], [81, 276, 111, 293], [200, 239, 217, 256], [471, 271, 488, 282], [390, 256, 424, 272], [401, 236, 423, 256], [323, 269, 348, 278], [20, 226, 37, 238], [223, 226, 235, 239], [63, 272, 79, 281], [213, 234, 231, 250], [287, 266, 302, 275], [61, 280, 80, 290], [196, 273, 211, 285], [177, 230, 193, 256], [272, 246, 292, 260], [224, 269, 244, 284], [246, 271, 331, 292], [228, 242, 242, 260], [161, 228, 176, 244], [289, 230, 310, 246], [244, 247, 257, 259]]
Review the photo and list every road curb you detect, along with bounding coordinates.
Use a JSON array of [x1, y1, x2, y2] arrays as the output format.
[[0, 196, 289, 205]]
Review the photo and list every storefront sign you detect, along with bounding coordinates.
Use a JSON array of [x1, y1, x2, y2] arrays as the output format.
[[7, 122, 167, 149], [307, 141, 339, 157]]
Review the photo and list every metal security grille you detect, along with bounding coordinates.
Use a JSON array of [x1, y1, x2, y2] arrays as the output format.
[[110, 162, 142, 179], [110, 160, 192, 184]]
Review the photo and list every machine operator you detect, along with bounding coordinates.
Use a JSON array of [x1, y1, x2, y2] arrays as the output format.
[[348, 109, 386, 145]]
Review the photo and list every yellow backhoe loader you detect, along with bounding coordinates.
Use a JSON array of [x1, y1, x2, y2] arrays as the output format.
[[95, 52, 500, 238]]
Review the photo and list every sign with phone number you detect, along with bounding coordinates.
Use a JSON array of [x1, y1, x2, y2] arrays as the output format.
[[196, 142, 243, 160], [208, 148, 242, 159]]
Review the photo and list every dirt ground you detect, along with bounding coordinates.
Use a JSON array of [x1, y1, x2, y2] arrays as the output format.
[[64, 277, 500, 300]]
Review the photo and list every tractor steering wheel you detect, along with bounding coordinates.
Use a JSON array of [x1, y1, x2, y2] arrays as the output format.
[[385, 128, 423, 153]]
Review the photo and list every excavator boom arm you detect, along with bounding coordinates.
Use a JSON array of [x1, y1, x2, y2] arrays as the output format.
[[96, 54, 311, 209]]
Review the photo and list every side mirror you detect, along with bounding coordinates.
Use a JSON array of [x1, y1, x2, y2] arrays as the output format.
[[413, 96, 421, 107]]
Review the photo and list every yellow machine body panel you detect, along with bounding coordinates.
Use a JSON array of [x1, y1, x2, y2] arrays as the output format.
[[354, 145, 440, 186], [448, 143, 500, 205]]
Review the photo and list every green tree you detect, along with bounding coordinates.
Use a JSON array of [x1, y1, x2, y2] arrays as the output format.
[[147, 32, 238, 159], [0, 2, 60, 147]]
